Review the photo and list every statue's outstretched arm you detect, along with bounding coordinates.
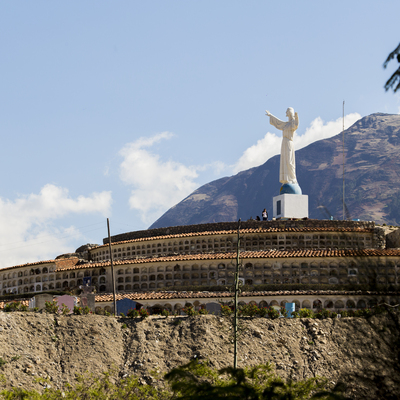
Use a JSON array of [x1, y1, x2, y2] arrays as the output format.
[[266, 111, 285, 130], [294, 112, 299, 129]]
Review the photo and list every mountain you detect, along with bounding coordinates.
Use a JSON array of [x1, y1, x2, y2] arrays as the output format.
[[150, 113, 400, 228]]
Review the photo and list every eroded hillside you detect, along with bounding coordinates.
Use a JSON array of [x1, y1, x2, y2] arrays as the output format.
[[0, 312, 399, 399]]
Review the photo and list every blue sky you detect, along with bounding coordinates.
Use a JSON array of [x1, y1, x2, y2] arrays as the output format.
[[0, 1, 399, 268]]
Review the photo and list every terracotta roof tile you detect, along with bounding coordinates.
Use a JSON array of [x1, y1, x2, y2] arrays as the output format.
[[94, 289, 400, 303], [0, 258, 80, 273], [91, 226, 375, 250], [56, 249, 400, 271], [1, 260, 56, 272]]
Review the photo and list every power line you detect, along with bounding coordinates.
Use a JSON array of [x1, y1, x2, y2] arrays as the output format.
[[342, 100, 345, 221]]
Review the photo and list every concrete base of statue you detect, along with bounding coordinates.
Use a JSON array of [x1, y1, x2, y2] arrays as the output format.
[[273, 193, 309, 219]]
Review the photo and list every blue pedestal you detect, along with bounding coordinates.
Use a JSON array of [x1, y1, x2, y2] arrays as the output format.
[[280, 183, 302, 195], [285, 302, 296, 318]]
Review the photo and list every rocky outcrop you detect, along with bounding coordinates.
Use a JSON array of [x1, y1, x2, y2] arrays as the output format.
[[0, 312, 399, 399]]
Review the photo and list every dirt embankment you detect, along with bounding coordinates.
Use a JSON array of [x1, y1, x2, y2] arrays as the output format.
[[0, 312, 399, 399]]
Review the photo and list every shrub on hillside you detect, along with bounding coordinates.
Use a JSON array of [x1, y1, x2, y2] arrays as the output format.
[[221, 305, 233, 316], [257, 307, 268, 317], [73, 306, 83, 315], [299, 308, 314, 318], [267, 307, 280, 319], [127, 309, 139, 318], [291, 311, 300, 318], [280, 306, 288, 318], [315, 309, 331, 319], [60, 303, 70, 315], [44, 300, 59, 314], [183, 305, 197, 316], [161, 309, 170, 318], [3, 302, 20, 312], [139, 308, 149, 319], [0, 361, 348, 399], [239, 304, 259, 317]]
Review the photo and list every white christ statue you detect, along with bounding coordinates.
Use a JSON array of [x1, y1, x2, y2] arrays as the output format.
[[265, 107, 299, 185]]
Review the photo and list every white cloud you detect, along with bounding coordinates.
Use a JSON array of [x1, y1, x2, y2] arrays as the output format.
[[0, 185, 112, 268], [120, 114, 363, 225], [294, 112, 361, 151], [232, 132, 281, 174], [233, 113, 361, 173], [119, 132, 199, 225]]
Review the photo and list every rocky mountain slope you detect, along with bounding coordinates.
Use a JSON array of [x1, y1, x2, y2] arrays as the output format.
[[150, 113, 400, 228], [0, 312, 399, 399]]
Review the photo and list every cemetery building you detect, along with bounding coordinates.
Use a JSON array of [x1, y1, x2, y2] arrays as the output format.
[[1, 219, 400, 313]]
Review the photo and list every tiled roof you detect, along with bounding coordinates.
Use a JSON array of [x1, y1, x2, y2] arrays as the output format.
[[56, 248, 400, 271], [106, 220, 377, 245], [92, 226, 375, 251], [1, 260, 56, 272], [94, 290, 400, 303], [0, 258, 80, 273]]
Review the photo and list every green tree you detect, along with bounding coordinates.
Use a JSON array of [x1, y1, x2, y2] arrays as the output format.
[[384, 42, 400, 92], [165, 360, 350, 400]]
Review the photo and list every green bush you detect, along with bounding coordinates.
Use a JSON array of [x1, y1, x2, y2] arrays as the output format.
[[0, 360, 349, 399], [267, 307, 280, 319], [315, 309, 331, 319], [165, 360, 339, 400], [280, 306, 288, 318], [314, 310, 323, 319], [299, 308, 314, 318], [3, 301, 28, 312], [257, 307, 268, 317], [239, 304, 260, 317], [183, 305, 197, 316], [3, 302, 20, 312], [139, 308, 149, 319], [161, 309, 170, 318], [127, 308, 139, 318], [347, 310, 355, 317], [73, 306, 83, 315], [198, 308, 209, 315], [291, 311, 300, 318], [220, 305, 233, 316], [83, 306, 91, 315], [44, 300, 59, 314], [61, 303, 70, 315]]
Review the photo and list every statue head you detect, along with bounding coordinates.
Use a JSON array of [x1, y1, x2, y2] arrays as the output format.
[[286, 107, 295, 119]]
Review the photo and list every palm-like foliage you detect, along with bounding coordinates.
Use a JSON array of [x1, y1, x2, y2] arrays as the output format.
[[384, 42, 400, 93]]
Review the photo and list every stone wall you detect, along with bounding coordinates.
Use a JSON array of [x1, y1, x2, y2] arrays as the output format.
[[373, 226, 386, 249], [386, 228, 400, 248]]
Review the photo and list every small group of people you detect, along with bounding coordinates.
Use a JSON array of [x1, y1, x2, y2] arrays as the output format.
[[254, 208, 268, 221]]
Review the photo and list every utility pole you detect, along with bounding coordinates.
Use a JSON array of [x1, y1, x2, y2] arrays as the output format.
[[342, 100, 345, 221], [107, 218, 117, 315], [233, 218, 241, 369]]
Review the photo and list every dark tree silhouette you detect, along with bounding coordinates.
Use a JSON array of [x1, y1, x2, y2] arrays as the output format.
[[384, 42, 400, 92]]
